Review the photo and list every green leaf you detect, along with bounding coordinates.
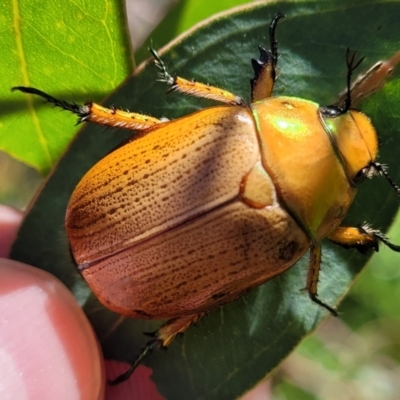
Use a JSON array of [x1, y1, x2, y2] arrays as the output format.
[[135, 0, 254, 63], [0, 0, 132, 175], [10, 1, 400, 399]]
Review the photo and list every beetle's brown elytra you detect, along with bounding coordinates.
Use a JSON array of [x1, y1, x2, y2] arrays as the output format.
[[12, 12, 400, 385]]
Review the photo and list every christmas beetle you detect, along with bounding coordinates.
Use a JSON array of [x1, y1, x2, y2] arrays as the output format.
[[13, 13, 400, 384]]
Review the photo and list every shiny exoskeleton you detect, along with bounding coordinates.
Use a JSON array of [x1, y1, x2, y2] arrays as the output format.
[[13, 13, 400, 384]]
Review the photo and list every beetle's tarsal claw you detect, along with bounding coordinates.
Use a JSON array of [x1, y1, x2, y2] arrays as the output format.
[[346, 49, 365, 73], [310, 294, 338, 316], [372, 162, 400, 196], [361, 223, 400, 252], [107, 338, 162, 385], [149, 48, 175, 86], [250, 13, 285, 102], [12, 86, 90, 123], [269, 12, 285, 65]]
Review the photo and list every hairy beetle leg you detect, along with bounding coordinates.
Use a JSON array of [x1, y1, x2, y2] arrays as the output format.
[[307, 224, 400, 316], [306, 244, 338, 316], [306, 224, 400, 317], [150, 13, 285, 106], [328, 224, 400, 253], [83, 103, 162, 130], [12, 86, 161, 130], [149, 48, 245, 106], [109, 313, 204, 385], [108, 337, 161, 385]]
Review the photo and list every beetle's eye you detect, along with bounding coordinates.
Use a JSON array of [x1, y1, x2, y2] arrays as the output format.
[[353, 167, 370, 185]]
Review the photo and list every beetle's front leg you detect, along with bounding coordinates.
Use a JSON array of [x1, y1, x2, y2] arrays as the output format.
[[328, 223, 400, 253], [109, 313, 205, 385], [306, 244, 338, 316], [307, 225, 400, 316]]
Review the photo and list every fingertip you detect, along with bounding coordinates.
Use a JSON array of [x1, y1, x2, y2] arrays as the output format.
[[0, 205, 23, 257], [0, 259, 104, 400]]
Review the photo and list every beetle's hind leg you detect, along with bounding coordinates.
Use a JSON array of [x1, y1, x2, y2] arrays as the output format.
[[109, 313, 205, 385], [306, 244, 338, 316], [12, 86, 162, 130], [150, 48, 245, 106]]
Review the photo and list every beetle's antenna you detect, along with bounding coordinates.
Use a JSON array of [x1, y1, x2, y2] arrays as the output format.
[[11, 86, 90, 123], [319, 49, 364, 117], [372, 162, 400, 197]]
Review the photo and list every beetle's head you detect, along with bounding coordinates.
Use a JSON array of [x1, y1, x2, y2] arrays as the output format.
[[318, 50, 400, 195], [318, 109, 378, 186]]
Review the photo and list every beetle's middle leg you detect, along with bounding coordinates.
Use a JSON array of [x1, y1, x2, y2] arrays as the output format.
[[109, 313, 205, 385]]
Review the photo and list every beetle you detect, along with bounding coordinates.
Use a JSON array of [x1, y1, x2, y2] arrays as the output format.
[[13, 13, 400, 384]]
